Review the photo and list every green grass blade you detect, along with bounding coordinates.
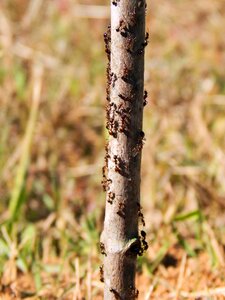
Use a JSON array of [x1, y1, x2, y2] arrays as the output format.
[[173, 210, 202, 222], [8, 65, 43, 222]]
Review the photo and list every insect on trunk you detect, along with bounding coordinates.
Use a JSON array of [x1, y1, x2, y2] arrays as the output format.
[[101, 0, 148, 299]]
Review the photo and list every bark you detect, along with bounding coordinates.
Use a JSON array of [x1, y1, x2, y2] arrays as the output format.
[[101, 1, 147, 299]]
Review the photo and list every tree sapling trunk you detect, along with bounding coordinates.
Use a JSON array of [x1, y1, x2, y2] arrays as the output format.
[[101, 0, 148, 299]]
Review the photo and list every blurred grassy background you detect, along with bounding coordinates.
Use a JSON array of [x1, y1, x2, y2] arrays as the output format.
[[0, 0, 225, 299]]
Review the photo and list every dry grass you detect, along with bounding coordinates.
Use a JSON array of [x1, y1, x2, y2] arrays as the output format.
[[0, 0, 225, 299]]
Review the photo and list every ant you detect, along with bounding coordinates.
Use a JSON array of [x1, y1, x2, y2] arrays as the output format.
[[132, 130, 145, 157], [116, 20, 130, 38], [114, 155, 129, 177], [110, 72, 118, 87], [106, 64, 111, 102], [142, 32, 149, 48], [118, 114, 131, 137], [136, 202, 145, 226], [129, 285, 139, 298], [102, 178, 112, 191], [103, 26, 111, 59], [112, 0, 120, 7], [140, 230, 148, 253], [106, 103, 119, 138], [99, 265, 104, 282], [140, 230, 146, 238], [117, 202, 126, 218], [121, 67, 136, 86], [118, 93, 132, 103], [143, 90, 148, 106], [108, 191, 115, 204], [127, 32, 149, 56], [100, 242, 107, 256], [109, 288, 121, 299]]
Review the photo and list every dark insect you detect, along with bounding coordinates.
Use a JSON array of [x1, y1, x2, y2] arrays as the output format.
[[104, 154, 110, 164], [121, 67, 136, 86], [99, 242, 107, 256], [101, 177, 112, 192], [101, 162, 110, 191], [116, 105, 131, 136], [106, 103, 119, 138], [139, 130, 145, 139], [141, 230, 146, 238], [106, 63, 111, 101], [105, 142, 109, 153], [143, 90, 148, 106], [101, 178, 107, 192], [109, 288, 121, 299], [129, 237, 142, 256], [138, 209, 145, 227], [104, 26, 111, 103], [116, 106, 131, 116], [129, 285, 139, 298], [132, 233, 148, 256], [116, 19, 130, 38], [118, 93, 132, 103], [132, 130, 145, 157], [136, 202, 145, 227], [110, 72, 118, 87], [103, 25, 111, 60], [117, 105, 131, 136], [112, 0, 120, 6], [127, 32, 149, 56], [117, 202, 126, 218], [108, 191, 115, 204], [99, 265, 104, 282], [114, 155, 129, 177], [142, 32, 149, 48], [102, 165, 107, 190]]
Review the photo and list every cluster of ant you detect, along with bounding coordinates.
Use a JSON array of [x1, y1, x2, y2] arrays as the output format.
[[101, 144, 116, 205], [108, 191, 115, 204], [138, 230, 148, 256], [116, 19, 135, 38], [127, 32, 149, 56], [136, 202, 148, 256], [106, 101, 132, 138], [104, 26, 111, 105], [114, 155, 129, 177], [113, 0, 148, 55], [129, 230, 148, 257], [101, 143, 111, 191], [106, 102, 118, 138], [103, 25, 111, 60], [118, 106, 132, 136]]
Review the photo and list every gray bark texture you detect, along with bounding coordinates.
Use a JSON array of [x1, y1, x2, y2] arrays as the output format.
[[101, 1, 148, 299]]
